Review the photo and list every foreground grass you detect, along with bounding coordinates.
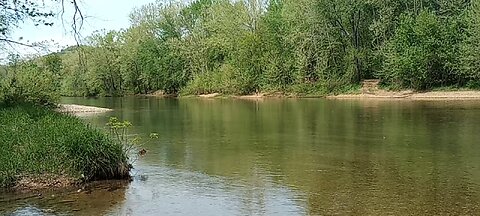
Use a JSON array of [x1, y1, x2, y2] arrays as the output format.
[[0, 104, 130, 188]]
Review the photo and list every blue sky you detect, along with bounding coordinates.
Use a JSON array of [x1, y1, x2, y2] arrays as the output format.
[[9, 0, 155, 55]]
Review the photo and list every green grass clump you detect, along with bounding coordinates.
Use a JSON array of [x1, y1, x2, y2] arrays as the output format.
[[0, 104, 130, 188]]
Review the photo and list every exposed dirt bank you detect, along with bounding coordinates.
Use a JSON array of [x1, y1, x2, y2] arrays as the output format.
[[328, 79, 480, 100], [143, 90, 177, 97], [57, 104, 113, 116], [234, 93, 266, 100], [198, 93, 221, 98], [13, 175, 77, 191], [135, 80, 480, 101], [192, 90, 480, 101], [328, 90, 480, 100], [196, 92, 297, 99]]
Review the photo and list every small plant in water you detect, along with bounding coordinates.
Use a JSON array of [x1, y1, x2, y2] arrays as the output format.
[[106, 117, 159, 161], [107, 117, 137, 160], [149, 133, 159, 139]]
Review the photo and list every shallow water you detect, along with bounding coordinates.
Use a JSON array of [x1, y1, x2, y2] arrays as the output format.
[[2, 97, 480, 215]]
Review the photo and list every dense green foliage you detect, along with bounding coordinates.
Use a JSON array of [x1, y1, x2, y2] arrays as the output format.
[[3, 0, 480, 97], [460, 0, 480, 88], [0, 104, 130, 187], [0, 54, 60, 106], [0, 1, 133, 189]]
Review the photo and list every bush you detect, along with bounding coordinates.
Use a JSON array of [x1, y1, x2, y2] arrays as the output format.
[[0, 104, 130, 188], [459, 1, 480, 85], [379, 11, 463, 90], [181, 63, 246, 95], [0, 60, 59, 107]]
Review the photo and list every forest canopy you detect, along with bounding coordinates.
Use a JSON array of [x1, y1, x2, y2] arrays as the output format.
[[2, 0, 480, 99]]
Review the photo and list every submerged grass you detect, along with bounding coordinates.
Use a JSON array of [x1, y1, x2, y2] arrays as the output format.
[[0, 104, 130, 188]]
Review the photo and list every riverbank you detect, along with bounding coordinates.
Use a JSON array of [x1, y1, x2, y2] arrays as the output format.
[[185, 79, 480, 100], [188, 90, 480, 100], [328, 90, 480, 100], [326, 80, 480, 100], [0, 104, 130, 190]]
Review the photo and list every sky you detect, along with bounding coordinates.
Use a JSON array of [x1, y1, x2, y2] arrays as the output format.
[[8, 0, 156, 56]]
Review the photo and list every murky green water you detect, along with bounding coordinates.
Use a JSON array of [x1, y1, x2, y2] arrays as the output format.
[[2, 97, 480, 215]]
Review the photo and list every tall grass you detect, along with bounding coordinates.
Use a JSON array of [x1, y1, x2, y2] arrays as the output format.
[[0, 104, 130, 188]]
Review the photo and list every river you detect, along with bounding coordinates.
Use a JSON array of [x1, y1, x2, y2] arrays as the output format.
[[2, 97, 480, 215]]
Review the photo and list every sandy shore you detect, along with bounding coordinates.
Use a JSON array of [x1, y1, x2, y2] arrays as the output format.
[[198, 93, 221, 98], [234, 93, 266, 100], [135, 87, 480, 101], [195, 91, 480, 100], [57, 104, 113, 116], [328, 90, 480, 100], [197, 93, 287, 99]]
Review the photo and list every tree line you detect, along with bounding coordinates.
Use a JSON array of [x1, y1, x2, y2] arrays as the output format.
[[3, 0, 480, 99]]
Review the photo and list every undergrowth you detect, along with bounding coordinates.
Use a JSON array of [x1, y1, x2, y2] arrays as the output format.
[[0, 104, 130, 188]]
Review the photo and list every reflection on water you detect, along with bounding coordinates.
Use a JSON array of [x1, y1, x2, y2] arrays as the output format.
[[1, 180, 128, 216], [2, 97, 480, 215], [111, 165, 305, 216]]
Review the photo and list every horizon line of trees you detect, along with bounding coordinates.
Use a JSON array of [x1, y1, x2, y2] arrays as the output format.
[[3, 0, 480, 100]]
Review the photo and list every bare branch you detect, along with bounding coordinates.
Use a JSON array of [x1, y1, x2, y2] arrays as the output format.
[[0, 38, 36, 47], [60, 0, 84, 45]]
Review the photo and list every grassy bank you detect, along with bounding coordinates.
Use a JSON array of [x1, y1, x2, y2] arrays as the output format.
[[0, 104, 130, 188]]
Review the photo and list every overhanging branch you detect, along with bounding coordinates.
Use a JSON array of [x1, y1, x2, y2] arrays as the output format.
[[60, 0, 84, 45], [0, 38, 35, 47]]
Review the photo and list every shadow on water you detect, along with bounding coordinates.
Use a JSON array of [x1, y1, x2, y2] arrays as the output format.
[[3, 97, 480, 215]]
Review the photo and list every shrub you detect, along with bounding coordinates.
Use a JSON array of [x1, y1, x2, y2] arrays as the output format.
[[0, 60, 59, 107], [379, 11, 463, 90], [0, 104, 130, 188]]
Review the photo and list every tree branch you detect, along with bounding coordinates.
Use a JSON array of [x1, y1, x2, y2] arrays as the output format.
[[0, 38, 36, 47], [61, 0, 84, 45]]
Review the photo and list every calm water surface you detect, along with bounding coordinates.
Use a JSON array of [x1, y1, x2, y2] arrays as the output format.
[[2, 97, 480, 215]]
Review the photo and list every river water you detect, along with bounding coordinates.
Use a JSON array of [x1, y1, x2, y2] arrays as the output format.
[[2, 97, 480, 215]]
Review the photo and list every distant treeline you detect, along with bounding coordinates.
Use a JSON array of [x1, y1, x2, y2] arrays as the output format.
[[3, 0, 480, 99]]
